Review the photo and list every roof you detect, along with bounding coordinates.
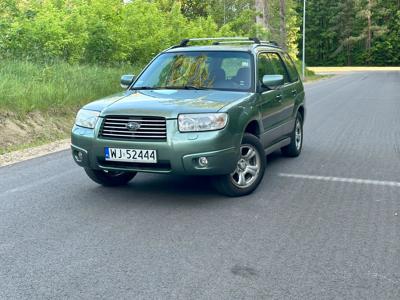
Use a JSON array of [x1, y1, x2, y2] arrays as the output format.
[[166, 45, 255, 52]]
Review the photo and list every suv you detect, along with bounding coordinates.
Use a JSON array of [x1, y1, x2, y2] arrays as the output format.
[[71, 37, 305, 197]]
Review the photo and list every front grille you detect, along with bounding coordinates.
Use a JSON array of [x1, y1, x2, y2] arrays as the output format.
[[99, 116, 167, 140]]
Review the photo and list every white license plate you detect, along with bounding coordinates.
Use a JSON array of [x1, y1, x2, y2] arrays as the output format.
[[105, 147, 157, 163]]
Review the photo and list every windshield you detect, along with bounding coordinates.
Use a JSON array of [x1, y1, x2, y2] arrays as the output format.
[[132, 51, 253, 92]]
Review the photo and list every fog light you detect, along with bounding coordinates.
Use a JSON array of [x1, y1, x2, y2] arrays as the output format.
[[198, 156, 208, 167], [74, 150, 83, 162]]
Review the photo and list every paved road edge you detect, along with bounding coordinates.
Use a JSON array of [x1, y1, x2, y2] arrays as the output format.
[[0, 139, 70, 167]]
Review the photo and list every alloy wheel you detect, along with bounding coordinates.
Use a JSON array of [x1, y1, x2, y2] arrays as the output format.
[[231, 144, 261, 189]]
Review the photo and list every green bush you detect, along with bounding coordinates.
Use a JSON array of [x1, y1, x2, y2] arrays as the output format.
[[0, 60, 141, 115], [0, 0, 241, 65], [294, 61, 316, 77]]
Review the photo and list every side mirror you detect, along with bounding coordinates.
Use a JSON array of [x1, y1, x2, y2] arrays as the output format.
[[120, 74, 136, 89], [262, 75, 284, 89]]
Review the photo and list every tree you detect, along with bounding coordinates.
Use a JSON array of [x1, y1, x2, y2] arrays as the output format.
[[179, 0, 209, 19], [207, 0, 253, 26]]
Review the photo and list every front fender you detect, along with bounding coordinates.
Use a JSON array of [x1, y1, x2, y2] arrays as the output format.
[[223, 95, 261, 143]]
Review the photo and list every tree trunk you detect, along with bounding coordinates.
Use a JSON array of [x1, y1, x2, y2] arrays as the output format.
[[254, 0, 270, 30], [255, 0, 266, 28], [366, 0, 372, 50], [279, 0, 286, 49], [264, 0, 271, 32]]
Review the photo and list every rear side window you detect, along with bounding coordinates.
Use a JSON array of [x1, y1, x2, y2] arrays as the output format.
[[281, 53, 299, 82]]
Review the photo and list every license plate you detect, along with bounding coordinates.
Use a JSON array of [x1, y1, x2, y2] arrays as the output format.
[[105, 147, 157, 163]]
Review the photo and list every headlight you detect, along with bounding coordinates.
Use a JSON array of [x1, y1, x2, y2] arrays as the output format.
[[178, 113, 228, 132], [75, 109, 100, 129]]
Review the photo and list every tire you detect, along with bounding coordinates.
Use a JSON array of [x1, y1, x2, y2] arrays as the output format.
[[212, 133, 266, 197], [84, 168, 137, 186], [281, 112, 303, 157]]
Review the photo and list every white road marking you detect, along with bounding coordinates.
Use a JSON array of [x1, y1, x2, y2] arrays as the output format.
[[279, 173, 400, 188]]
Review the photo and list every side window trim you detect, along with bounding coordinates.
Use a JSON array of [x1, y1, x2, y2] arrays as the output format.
[[256, 51, 271, 92], [255, 50, 300, 90]]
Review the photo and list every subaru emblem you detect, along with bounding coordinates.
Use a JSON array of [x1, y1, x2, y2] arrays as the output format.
[[126, 121, 140, 131]]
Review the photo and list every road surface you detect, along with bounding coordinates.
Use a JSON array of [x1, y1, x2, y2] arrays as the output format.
[[1, 72, 399, 299]]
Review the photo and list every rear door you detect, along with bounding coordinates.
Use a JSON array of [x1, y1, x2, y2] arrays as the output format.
[[280, 52, 303, 117]]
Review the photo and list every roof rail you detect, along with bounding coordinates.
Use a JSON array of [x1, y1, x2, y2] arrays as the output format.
[[212, 41, 255, 45], [175, 37, 261, 48], [169, 37, 283, 50], [260, 40, 279, 46]]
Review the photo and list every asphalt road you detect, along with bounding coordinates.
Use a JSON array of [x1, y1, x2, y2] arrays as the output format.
[[1, 72, 399, 299]]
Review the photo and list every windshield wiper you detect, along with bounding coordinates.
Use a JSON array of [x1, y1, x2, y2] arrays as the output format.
[[132, 85, 209, 90], [161, 85, 208, 90], [131, 86, 160, 90]]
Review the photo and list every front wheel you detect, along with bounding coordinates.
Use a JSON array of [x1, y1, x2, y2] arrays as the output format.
[[84, 168, 137, 186], [212, 133, 266, 197]]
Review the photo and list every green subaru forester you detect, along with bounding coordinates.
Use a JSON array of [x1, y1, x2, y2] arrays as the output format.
[[71, 37, 305, 197]]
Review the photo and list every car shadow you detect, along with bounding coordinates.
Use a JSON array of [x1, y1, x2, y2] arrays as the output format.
[[266, 150, 286, 166], [84, 174, 233, 208], [80, 150, 288, 208]]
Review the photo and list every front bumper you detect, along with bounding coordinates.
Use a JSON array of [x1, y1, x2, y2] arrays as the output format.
[[71, 119, 241, 176]]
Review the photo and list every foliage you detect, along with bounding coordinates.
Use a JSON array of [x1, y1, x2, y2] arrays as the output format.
[[0, 0, 302, 65], [1, 0, 398, 68], [0, 0, 237, 65], [301, 0, 400, 66]]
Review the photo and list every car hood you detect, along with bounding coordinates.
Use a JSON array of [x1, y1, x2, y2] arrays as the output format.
[[83, 89, 252, 119]]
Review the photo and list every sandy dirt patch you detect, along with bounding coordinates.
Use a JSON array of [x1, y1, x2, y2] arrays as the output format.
[[0, 138, 70, 167]]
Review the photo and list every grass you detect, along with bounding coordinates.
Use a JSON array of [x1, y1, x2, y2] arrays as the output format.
[[293, 61, 331, 82], [0, 60, 141, 116], [304, 73, 333, 82]]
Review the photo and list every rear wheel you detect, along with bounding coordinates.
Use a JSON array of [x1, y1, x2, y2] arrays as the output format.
[[281, 112, 303, 157], [84, 168, 137, 186], [212, 133, 266, 197]]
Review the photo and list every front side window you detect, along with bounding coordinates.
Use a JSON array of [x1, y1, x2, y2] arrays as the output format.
[[266, 53, 290, 83], [257, 53, 276, 86], [257, 52, 291, 86], [133, 51, 253, 92]]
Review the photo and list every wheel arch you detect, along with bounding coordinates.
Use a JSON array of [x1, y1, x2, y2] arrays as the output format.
[[243, 119, 262, 138], [297, 105, 305, 122]]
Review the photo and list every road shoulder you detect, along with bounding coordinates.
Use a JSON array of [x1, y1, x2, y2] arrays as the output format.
[[0, 139, 70, 167]]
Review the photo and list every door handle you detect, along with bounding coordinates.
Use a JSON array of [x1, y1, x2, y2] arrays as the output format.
[[276, 95, 283, 102], [292, 90, 297, 96]]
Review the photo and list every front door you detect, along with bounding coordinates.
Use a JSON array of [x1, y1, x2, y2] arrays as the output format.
[[265, 52, 294, 125], [256, 52, 288, 147], [257, 53, 283, 133]]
